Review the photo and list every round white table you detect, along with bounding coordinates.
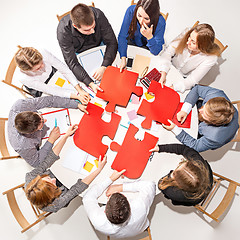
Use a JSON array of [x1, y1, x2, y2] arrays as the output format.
[[49, 45, 198, 202]]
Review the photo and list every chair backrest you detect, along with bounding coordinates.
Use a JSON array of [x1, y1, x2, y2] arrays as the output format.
[[194, 172, 240, 222], [2, 53, 31, 98], [192, 21, 228, 54], [0, 118, 21, 160], [57, 2, 95, 22], [231, 100, 240, 142], [130, 0, 169, 21], [2, 183, 52, 233], [107, 226, 152, 240]]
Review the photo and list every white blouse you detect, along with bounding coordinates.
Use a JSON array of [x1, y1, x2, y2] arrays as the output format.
[[19, 49, 79, 98], [157, 30, 218, 93]]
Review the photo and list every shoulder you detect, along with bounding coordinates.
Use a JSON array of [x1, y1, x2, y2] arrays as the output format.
[[57, 14, 72, 34], [156, 14, 166, 27]]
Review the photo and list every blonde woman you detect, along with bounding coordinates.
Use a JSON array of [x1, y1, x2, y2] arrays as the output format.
[[15, 47, 90, 104], [25, 125, 107, 213], [150, 143, 213, 206], [158, 24, 221, 93]]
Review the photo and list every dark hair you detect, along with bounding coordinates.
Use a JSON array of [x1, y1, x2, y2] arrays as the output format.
[[105, 193, 131, 224], [70, 3, 94, 28], [175, 23, 221, 56], [158, 159, 211, 200], [129, 0, 160, 39], [15, 111, 41, 134]]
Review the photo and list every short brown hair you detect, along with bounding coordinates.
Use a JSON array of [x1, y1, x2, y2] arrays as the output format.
[[25, 175, 61, 209], [205, 97, 235, 126], [15, 111, 41, 134], [105, 193, 130, 224], [175, 23, 221, 56], [70, 3, 94, 28], [15, 47, 42, 71]]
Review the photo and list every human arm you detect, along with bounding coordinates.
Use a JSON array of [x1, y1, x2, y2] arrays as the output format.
[[92, 66, 106, 81]]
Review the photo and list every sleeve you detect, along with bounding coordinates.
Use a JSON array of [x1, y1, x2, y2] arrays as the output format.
[[176, 130, 220, 152], [173, 55, 218, 93], [57, 21, 93, 86], [157, 143, 205, 161], [98, 10, 118, 67], [25, 150, 59, 185], [42, 49, 79, 87], [118, 6, 133, 58], [123, 181, 156, 212], [45, 179, 88, 213], [146, 16, 166, 55], [82, 178, 113, 227]]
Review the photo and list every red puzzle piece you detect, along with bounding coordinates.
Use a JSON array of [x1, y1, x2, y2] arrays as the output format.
[[110, 124, 159, 179], [96, 66, 143, 112], [73, 102, 121, 158], [172, 102, 192, 128], [137, 81, 180, 129]]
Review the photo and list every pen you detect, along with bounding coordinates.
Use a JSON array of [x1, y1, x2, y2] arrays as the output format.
[[55, 118, 57, 128]]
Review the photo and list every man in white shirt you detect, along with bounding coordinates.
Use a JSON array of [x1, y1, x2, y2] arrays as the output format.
[[83, 170, 156, 239]]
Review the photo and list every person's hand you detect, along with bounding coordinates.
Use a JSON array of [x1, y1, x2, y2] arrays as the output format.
[[65, 124, 78, 137], [78, 103, 89, 114], [177, 111, 188, 124], [106, 184, 122, 197], [92, 66, 106, 81], [162, 119, 176, 131], [149, 145, 159, 153], [97, 155, 107, 170], [119, 57, 127, 73], [78, 90, 91, 105], [89, 82, 103, 94], [110, 169, 126, 182], [48, 126, 61, 143], [159, 71, 167, 88], [140, 22, 153, 40]]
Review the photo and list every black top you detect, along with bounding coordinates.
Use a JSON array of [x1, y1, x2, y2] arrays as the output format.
[[57, 7, 118, 86], [158, 144, 213, 206]]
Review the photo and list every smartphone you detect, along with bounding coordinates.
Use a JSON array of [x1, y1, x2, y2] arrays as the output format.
[[126, 57, 134, 69]]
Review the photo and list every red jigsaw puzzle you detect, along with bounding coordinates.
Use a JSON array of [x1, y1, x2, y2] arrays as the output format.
[[96, 66, 143, 112], [110, 124, 159, 179], [172, 102, 192, 128], [73, 102, 121, 158], [137, 81, 180, 129]]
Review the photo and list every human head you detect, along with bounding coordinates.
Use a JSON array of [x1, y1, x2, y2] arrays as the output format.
[[129, 0, 160, 39], [15, 47, 44, 71], [70, 3, 95, 35], [198, 97, 235, 126], [15, 111, 46, 134], [158, 159, 211, 200], [176, 23, 221, 56], [105, 193, 131, 224], [25, 175, 61, 209]]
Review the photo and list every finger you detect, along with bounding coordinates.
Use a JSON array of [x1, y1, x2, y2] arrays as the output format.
[[98, 86, 103, 92], [98, 155, 102, 162], [120, 169, 126, 174], [167, 119, 174, 125], [149, 148, 154, 152], [143, 22, 148, 29]]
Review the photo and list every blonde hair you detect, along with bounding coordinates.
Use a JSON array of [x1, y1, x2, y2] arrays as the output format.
[[205, 97, 235, 126], [25, 175, 61, 209], [175, 23, 221, 57], [15, 47, 43, 71], [158, 159, 211, 200]]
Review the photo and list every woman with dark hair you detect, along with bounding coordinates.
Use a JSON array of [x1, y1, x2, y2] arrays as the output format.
[[158, 23, 221, 93], [150, 144, 213, 206], [118, 0, 166, 71]]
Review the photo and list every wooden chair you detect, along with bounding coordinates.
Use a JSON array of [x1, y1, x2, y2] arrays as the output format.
[[107, 226, 152, 240], [192, 21, 228, 54], [57, 2, 95, 21], [231, 100, 240, 142], [2, 53, 31, 98], [2, 183, 52, 233], [131, 0, 169, 21], [195, 172, 240, 222], [0, 118, 21, 160]]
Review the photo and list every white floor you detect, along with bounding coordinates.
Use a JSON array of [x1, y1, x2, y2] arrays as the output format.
[[0, 0, 240, 239]]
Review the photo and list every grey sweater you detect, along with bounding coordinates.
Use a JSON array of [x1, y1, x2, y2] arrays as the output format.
[[8, 95, 78, 167], [25, 150, 88, 213]]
